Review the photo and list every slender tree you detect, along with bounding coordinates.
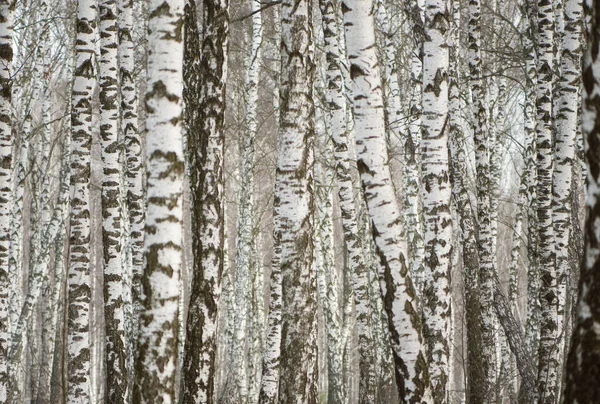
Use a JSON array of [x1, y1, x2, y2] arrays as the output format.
[[535, 0, 559, 400], [0, 1, 13, 400], [552, 1, 583, 393], [273, 0, 318, 401], [317, 0, 379, 401], [132, 0, 185, 401], [67, 0, 97, 400], [182, 0, 229, 401], [99, 0, 129, 400], [342, 0, 431, 401], [564, 1, 600, 400], [421, 0, 453, 400]]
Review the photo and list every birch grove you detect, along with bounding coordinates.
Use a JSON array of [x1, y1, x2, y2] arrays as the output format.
[[0, 0, 595, 402]]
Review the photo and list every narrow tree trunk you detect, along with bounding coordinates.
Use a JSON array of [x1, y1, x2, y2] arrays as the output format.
[[564, 1, 600, 400], [99, 0, 128, 400], [342, 0, 431, 401], [274, 1, 318, 402], [67, 0, 97, 400], [0, 2, 13, 400], [182, 0, 229, 401], [467, 0, 497, 394], [535, 0, 559, 401], [421, 0, 453, 400], [317, 0, 379, 401], [552, 1, 583, 397], [119, 0, 144, 358], [448, 2, 485, 401], [132, 0, 185, 402], [231, 1, 263, 400]]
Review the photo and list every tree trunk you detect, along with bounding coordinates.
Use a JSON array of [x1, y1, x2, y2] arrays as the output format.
[[421, 0, 453, 400], [535, 0, 559, 401], [342, 0, 431, 401], [564, 1, 600, 400], [67, 0, 97, 400], [182, 0, 229, 401], [274, 0, 318, 402], [132, 0, 185, 401]]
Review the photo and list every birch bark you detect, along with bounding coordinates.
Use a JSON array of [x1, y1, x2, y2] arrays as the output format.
[[535, 0, 559, 400], [67, 0, 97, 400], [0, 2, 13, 400], [342, 0, 431, 401], [99, 0, 128, 400], [467, 0, 497, 392], [182, 0, 228, 401], [231, 1, 263, 400], [274, 0, 318, 402], [132, 0, 184, 402], [317, 0, 378, 401], [552, 1, 583, 395], [421, 0, 453, 400], [564, 1, 600, 401]]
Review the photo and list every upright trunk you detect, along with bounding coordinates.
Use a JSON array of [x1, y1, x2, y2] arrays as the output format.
[[552, 0, 583, 396], [182, 0, 228, 401], [231, 1, 262, 400], [467, 0, 497, 394], [67, 0, 97, 400], [274, 0, 318, 402], [132, 0, 184, 402], [535, 0, 558, 401], [404, 0, 426, 295], [314, 132, 345, 403], [119, 0, 143, 355], [563, 0, 600, 400], [317, 0, 378, 401], [448, 2, 485, 402], [99, 0, 128, 401], [421, 0, 453, 400], [342, 0, 431, 401], [0, 2, 13, 401]]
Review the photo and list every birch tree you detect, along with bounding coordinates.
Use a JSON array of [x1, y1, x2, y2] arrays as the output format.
[[421, 0, 453, 400], [564, 1, 600, 400], [342, 0, 431, 401], [274, 0, 318, 401], [67, 0, 97, 400], [535, 0, 559, 400], [552, 0, 583, 393], [231, 1, 263, 400], [182, 0, 229, 400], [119, 0, 143, 347], [99, 0, 129, 400], [0, 2, 13, 400], [317, 0, 379, 401], [467, 0, 497, 393], [132, 0, 184, 401]]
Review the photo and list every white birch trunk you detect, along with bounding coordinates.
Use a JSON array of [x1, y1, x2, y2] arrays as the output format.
[[67, 0, 97, 400], [274, 1, 318, 402], [132, 0, 184, 402], [564, 2, 600, 399], [342, 0, 431, 401], [421, 0, 453, 400], [552, 1, 583, 397], [99, 0, 128, 400], [535, 0, 558, 401], [0, 2, 13, 400], [182, 0, 228, 401]]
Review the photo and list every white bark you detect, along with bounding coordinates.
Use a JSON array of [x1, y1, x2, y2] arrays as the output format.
[[132, 0, 184, 402], [342, 0, 431, 401], [421, 0, 453, 400], [67, 0, 97, 400], [552, 1, 583, 397]]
